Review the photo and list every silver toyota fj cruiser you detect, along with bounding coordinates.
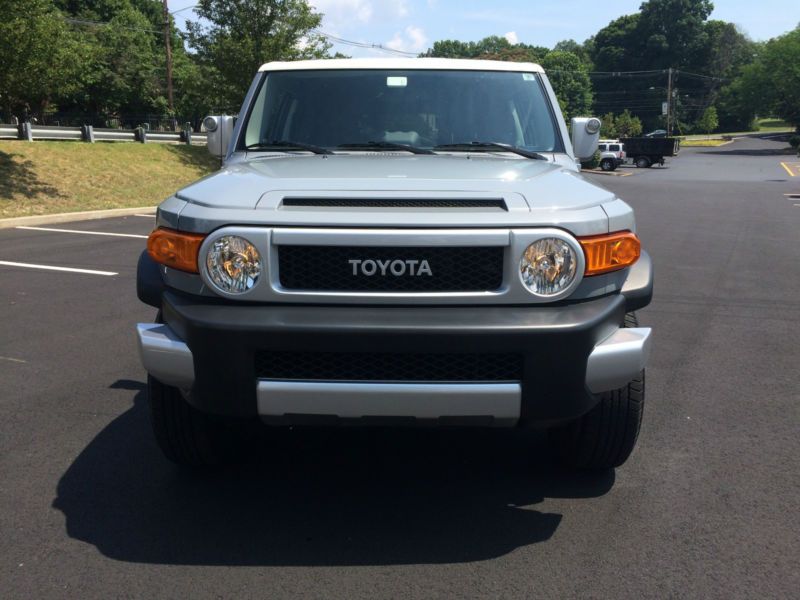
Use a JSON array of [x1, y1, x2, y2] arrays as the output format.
[[136, 59, 653, 470]]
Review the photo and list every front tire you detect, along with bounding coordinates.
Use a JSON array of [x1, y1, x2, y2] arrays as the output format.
[[635, 156, 651, 168], [550, 313, 645, 470], [600, 158, 615, 171], [148, 375, 235, 467]]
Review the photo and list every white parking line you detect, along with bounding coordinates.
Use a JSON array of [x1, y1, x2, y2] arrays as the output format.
[[0, 356, 27, 364], [15, 226, 148, 239], [0, 261, 118, 276]]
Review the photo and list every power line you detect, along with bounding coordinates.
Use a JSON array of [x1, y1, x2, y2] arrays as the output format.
[[314, 30, 418, 57], [63, 16, 162, 35], [62, 14, 418, 57], [674, 69, 727, 82], [170, 4, 197, 15]]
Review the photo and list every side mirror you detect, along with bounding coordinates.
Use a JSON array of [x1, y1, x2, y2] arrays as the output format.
[[203, 115, 235, 158], [570, 117, 601, 160]]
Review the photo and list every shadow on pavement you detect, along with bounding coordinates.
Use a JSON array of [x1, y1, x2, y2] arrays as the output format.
[[52, 381, 614, 566], [699, 146, 796, 156]]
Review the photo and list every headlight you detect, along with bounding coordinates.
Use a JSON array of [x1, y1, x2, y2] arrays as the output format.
[[203, 116, 218, 132], [205, 235, 261, 293], [519, 237, 578, 297]]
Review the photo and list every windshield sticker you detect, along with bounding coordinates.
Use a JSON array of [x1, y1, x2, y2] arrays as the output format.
[[522, 73, 535, 81], [386, 76, 408, 87]]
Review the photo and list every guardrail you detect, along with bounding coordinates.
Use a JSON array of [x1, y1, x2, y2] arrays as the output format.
[[0, 123, 207, 145]]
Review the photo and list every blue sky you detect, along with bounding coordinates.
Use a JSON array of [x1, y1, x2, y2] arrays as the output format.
[[169, 0, 798, 57]]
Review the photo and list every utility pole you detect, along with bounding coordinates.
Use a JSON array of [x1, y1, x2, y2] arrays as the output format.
[[162, 0, 174, 113], [666, 67, 673, 136]]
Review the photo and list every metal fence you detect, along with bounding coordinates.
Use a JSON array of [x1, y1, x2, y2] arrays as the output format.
[[0, 122, 207, 145]]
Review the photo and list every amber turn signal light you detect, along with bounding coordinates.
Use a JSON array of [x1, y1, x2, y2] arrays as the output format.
[[147, 228, 206, 273], [579, 231, 641, 276]]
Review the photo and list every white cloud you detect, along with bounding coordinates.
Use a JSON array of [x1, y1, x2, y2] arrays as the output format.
[[310, 0, 409, 29], [386, 25, 428, 53], [309, 0, 373, 25], [406, 25, 427, 50], [504, 31, 518, 45]]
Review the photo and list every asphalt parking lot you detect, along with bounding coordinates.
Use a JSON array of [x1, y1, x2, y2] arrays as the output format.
[[1, 136, 798, 598]]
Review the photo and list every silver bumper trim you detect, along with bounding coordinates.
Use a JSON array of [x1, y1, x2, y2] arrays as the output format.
[[256, 381, 521, 426], [585, 327, 652, 393], [136, 322, 651, 409], [136, 323, 194, 389]]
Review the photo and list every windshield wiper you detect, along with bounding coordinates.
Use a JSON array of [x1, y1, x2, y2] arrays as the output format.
[[246, 140, 332, 155], [338, 141, 434, 155], [434, 142, 548, 160]]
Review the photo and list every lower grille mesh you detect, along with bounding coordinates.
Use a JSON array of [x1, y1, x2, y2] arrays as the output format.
[[255, 352, 523, 382]]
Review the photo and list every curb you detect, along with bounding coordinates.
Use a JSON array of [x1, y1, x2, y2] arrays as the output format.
[[680, 140, 734, 147], [0, 206, 157, 230], [583, 169, 634, 177]]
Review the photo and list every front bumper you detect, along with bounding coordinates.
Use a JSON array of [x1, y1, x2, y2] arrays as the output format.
[[137, 290, 651, 426]]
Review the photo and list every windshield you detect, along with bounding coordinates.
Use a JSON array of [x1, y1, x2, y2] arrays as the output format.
[[241, 69, 562, 153]]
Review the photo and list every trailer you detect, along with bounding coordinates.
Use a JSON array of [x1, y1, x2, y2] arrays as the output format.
[[619, 137, 680, 168]]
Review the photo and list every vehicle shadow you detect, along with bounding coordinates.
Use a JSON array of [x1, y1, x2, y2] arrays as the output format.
[[52, 381, 614, 566], [0, 149, 65, 201], [698, 146, 796, 156], [163, 145, 222, 173]]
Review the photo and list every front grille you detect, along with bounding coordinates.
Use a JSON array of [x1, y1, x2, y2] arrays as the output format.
[[282, 197, 507, 210], [256, 352, 523, 382], [278, 245, 504, 292]]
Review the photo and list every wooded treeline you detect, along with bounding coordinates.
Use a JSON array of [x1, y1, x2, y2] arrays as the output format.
[[0, 0, 797, 133]]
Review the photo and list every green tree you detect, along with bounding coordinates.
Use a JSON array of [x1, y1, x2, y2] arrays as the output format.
[[588, 1, 758, 131], [186, 0, 330, 109], [55, 0, 200, 121], [541, 51, 593, 120], [696, 106, 718, 133], [714, 77, 756, 132], [422, 36, 548, 63], [553, 39, 592, 68], [0, 0, 88, 119], [736, 27, 800, 128], [600, 112, 617, 138], [636, 0, 713, 70], [422, 39, 476, 58], [84, 8, 166, 116], [702, 21, 756, 79], [590, 13, 640, 72], [614, 109, 643, 137], [590, 0, 716, 71]]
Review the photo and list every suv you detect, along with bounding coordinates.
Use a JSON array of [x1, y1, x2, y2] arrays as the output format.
[[136, 59, 653, 470], [597, 140, 626, 171]]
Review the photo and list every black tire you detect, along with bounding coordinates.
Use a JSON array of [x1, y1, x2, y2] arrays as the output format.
[[600, 158, 615, 171], [635, 156, 651, 168], [550, 312, 645, 470], [148, 375, 235, 467]]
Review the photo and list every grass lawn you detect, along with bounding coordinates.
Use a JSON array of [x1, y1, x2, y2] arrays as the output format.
[[680, 118, 794, 142], [755, 118, 793, 132], [0, 141, 220, 218], [679, 139, 731, 147]]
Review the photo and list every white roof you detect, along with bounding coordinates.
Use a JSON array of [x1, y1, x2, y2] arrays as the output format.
[[258, 58, 544, 73]]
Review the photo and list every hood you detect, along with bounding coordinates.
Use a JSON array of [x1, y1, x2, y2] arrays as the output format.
[[175, 154, 615, 211]]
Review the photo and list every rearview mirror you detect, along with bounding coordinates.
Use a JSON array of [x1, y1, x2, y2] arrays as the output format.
[[570, 117, 601, 160], [204, 115, 235, 159]]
